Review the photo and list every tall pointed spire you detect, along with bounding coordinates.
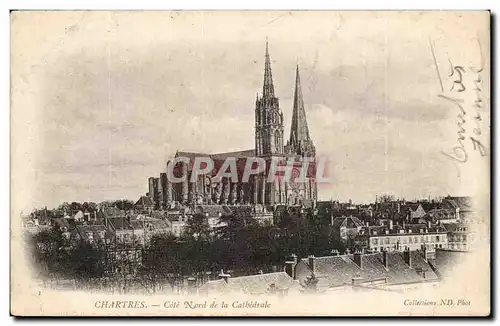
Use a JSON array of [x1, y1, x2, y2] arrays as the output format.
[[290, 64, 311, 143], [262, 38, 275, 98]]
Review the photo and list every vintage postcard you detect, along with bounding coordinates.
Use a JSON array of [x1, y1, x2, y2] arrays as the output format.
[[10, 11, 490, 316]]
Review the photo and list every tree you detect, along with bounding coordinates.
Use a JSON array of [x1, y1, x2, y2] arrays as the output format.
[[114, 200, 134, 211], [378, 194, 395, 203], [58, 202, 70, 213], [71, 240, 106, 281], [141, 233, 184, 293], [183, 214, 211, 240], [29, 227, 72, 279], [69, 202, 83, 213]]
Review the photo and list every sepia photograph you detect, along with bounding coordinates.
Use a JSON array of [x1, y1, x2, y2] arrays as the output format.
[[10, 10, 490, 316]]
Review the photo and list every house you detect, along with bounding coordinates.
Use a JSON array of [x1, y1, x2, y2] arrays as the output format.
[[73, 210, 84, 222], [424, 208, 458, 224], [71, 224, 107, 244], [331, 215, 365, 242], [165, 214, 189, 238], [443, 222, 475, 251], [287, 249, 440, 292], [198, 270, 302, 296], [356, 223, 448, 252], [142, 217, 171, 242], [22, 220, 51, 235], [406, 203, 426, 220], [134, 195, 155, 213], [106, 216, 145, 246], [195, 205, 232, 229], [442, 196, 475, 222], [51, 217, 72, 239]]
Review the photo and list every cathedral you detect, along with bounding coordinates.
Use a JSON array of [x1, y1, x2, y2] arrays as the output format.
[[147, 41, 317, 208]]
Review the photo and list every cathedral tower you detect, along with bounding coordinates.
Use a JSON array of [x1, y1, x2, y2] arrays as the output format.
[[284, 65, 317, 206], [255, 40, 285, 157], [285, 65, 316, 157]]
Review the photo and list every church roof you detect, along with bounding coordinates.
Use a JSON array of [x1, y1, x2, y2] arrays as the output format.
[[175, 149, 254, 161]]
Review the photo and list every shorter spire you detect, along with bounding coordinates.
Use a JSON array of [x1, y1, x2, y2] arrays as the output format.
[[288, 65, 314, 155]]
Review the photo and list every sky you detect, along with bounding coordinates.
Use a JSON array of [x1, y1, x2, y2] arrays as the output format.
[[11, 11, 490, 212]]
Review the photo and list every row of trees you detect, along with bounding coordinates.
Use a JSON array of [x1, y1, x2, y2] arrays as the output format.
[[141, 208, 345, 279], [29, 200, 136, 221]]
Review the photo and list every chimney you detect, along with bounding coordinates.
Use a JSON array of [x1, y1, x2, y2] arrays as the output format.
[[382, 249, 389, 269], [389, 220, 394, 230], [427, 220, 432, 229], [403, 248, 412, 268], [308, 255, 316, 274], [187, 277, 197, 294], [284, 254, 298, 280], [352, 275, 363, 286], [423, 246, 436, 261], [218, 269, 231, 283], [353, 251, 363, 269], [331, 249, 340, 256]]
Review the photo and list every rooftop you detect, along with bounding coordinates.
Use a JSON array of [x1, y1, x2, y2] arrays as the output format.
[[199, 272, 301, 295], [300, 251, 439, 289]]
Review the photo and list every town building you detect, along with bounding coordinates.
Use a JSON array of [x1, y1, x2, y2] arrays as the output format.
[[134, 195, 155, 213], [331, 215, 365, 242], [444, 222, 475, 251], [164, 213, 189, 238], [71, 224, 107, 244], [356, 224, 448, 252], [424, 208, 459, 224], [442, 196, 475, 222], [407, 203, 426, 220]]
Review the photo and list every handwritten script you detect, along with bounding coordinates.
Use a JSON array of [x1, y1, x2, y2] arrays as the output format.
[[430, 37, 488, 164]]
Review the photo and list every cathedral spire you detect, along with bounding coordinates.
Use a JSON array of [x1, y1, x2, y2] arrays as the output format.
[[262, 38, 275, 99], [289, 64, 311, 144]]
